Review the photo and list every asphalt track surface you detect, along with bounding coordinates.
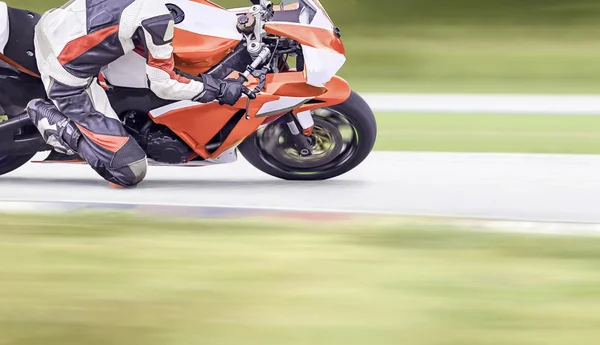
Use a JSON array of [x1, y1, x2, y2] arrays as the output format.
[[1, 151, 599, 223]]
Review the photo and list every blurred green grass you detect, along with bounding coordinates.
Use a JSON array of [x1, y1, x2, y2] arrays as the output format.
[[8, 0, 600, 93], [374, 112, 600, 154], [2, 212, 600, 344]]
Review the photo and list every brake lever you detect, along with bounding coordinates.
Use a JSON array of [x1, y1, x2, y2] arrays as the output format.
[[242, 86, 257, 99], [237, 66, 269, 119], [236, 74, 255, 120], [237, 73, 262, 100]]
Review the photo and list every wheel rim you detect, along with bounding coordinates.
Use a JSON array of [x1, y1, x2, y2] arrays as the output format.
[[254, 107, 360, 175]]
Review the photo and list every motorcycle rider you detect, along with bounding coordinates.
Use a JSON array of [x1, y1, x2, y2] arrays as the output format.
[[26, 0, 245, 188]]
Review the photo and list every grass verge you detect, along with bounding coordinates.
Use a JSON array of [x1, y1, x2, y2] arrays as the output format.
[[1, 212, 600, 345], [374, 112, 600, 154], [340, 26, 600, 94]]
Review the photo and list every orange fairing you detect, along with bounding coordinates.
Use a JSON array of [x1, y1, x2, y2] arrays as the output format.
[[294, 75, 352, 114], [172, 28, 240, 75], [241, 72, 328, 98], [152, 102, 241, 159], [264, 23, 345, 55], [189, 0, 224, 8], [210, 115, 267, 158], [152, 72, 351, 160], [275, 2, 300, 11]]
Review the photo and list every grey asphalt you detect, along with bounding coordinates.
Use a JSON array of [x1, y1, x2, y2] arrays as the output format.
[[1, 151, 599, 223]]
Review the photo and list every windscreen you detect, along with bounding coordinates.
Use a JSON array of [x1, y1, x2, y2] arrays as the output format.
[[269, 0, 344, 87], [272, 0, 334, 29]]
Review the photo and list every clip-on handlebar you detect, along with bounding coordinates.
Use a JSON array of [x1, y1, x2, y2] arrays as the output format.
[[237, 46, 271, 100]]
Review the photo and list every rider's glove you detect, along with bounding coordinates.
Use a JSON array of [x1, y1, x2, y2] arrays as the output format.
[[193, 74, 243, 106]]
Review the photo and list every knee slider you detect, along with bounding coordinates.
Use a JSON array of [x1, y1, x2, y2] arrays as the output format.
[[107, 137, 148, 187], [127, 157, 148, 186], [109, 158, 147, 188]]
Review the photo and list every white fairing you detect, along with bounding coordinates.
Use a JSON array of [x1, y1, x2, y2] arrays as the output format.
[[257, 96, 312, 116], [300, 0, 346, 87], [102, 51, 149, 88], [295, 110, 315, 130], [168, 0, 242, 40], [0, 2, 10, 54], [149, 99, 200, 118], [302, 44, 346, 87]]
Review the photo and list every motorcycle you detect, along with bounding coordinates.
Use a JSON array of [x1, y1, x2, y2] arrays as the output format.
[[0, 0, 377, 181]]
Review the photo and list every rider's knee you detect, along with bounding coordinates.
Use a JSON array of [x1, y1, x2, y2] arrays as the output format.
[[110, 139, 148, 187]]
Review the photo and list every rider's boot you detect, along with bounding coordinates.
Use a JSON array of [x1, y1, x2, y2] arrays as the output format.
[[26, 99, 81, 156]]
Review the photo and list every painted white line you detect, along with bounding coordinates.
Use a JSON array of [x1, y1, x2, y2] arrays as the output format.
[[362, 93, 600, 114], [2, 200, 600, 237], [1, 197, 600, 225]]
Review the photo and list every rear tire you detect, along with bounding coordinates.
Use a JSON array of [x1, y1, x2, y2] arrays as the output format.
[[0, 114, 38, 176], [0, 154, 35, 175], [238, 91, 377, 181]]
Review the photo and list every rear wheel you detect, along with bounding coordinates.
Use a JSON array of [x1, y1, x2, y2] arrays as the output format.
[[0, 154, 35, 175], [238, 91, 377, 180], [0, 115, 36, 176]]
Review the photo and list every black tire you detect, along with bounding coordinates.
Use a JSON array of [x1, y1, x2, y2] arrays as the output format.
[[0, 153, 35, 175], [238, 90, 377, 181], [0, 114, 38, 176]]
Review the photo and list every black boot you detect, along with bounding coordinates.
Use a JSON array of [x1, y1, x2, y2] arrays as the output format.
[[26, 99, 81, 155]]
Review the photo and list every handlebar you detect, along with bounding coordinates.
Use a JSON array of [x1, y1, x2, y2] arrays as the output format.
[[237, 74, 257, 99], [237, 46, 271, 100]]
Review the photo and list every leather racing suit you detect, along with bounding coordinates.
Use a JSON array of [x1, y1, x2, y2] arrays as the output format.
[[26, 0, 243, 187]]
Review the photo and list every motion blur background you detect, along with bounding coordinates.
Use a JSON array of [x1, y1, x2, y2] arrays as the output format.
[[16, 0, 600, 93], [3, 1, 600, 345]]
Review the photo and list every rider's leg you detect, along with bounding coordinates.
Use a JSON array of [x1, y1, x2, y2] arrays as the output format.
[[27, 78, 147, 187]]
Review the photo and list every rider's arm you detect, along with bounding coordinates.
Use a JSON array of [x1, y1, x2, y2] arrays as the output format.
[[135, 0, 205, 101]]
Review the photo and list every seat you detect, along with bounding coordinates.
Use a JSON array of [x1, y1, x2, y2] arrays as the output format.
[[0, 4, 45, 116], [0, 4, 41, 77]]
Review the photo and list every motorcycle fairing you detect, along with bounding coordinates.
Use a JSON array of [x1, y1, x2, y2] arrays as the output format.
[[169, 0, 243, 76], [264, 0, 346, 87], [101, 0, 243, 87], [100, 0, 351, 161], [149, 71, 350, 160], [264, 22, 345, 87]]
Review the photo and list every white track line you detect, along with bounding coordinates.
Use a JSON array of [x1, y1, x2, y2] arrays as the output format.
[[362, 93, 600, 114], [2, 199, 600, 237]]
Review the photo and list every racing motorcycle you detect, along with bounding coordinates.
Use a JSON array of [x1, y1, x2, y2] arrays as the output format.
[[0, 0, 377, 181]]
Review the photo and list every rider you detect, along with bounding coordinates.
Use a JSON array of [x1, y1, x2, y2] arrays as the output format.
[[26, 0, 244, 188]]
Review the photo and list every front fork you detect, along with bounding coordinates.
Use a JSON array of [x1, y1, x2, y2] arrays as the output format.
[[283, 111, 315, 156]]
